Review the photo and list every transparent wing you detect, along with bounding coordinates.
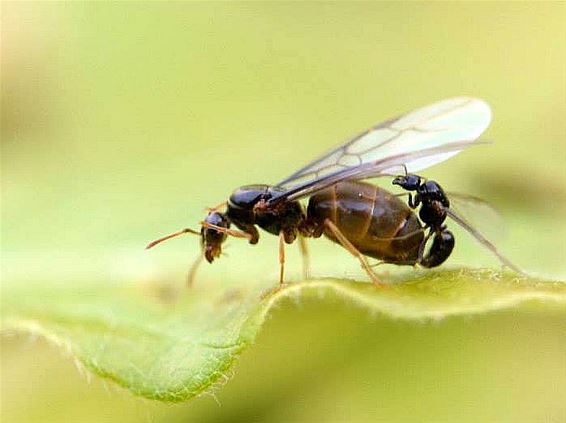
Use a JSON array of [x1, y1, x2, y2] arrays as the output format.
[[448, 192, 507, 242], [446, 208, 522, 274], [278, 97, 491, 189], [270, 139, 486, 204]]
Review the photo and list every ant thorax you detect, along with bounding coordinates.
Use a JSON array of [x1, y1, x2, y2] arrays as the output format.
[[225, 184, 305, 243]]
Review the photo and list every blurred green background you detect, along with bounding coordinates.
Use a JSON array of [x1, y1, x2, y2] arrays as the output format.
[[2, 2, 565, 422]]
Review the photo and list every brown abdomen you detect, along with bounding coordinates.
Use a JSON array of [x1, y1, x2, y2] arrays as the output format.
[[307, 181, 424, 265]]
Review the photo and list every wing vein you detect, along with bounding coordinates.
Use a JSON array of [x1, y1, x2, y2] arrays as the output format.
[[272, 97, 492, 203]]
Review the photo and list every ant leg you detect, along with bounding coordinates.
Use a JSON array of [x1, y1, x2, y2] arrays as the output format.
[[279, 231, 286, 289], [408, 193, 422, 209], [324, 219, 383, 287], [408, 193, 420, 209], [232, 222, 260, 244], [298, 235, 311, 280], [205, 201, 228, 212], [417, 230, 434, 264], [407, 192, 417, 209]]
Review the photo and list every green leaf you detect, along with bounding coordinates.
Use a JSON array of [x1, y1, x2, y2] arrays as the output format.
[[2, 269, 565, 402]]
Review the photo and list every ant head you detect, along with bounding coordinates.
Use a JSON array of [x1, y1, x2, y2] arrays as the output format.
[[144, 211, 230, 263], [146, 209, 250, 264], [201, 211, 230, 263], [392, 174, 422, 191]]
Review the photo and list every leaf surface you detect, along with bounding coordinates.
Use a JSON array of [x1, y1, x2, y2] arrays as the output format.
[[2, 270, 565, 402]]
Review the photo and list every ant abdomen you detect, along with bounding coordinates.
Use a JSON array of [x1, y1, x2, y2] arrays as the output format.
[[307, 181, 425, 265], [420, 229, 455, 268]]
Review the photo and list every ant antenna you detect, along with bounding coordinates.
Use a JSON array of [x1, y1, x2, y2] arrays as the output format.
[[146, 228, 201, 249], [199, 221, 253, 241], [187, 248, 204, 287]]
